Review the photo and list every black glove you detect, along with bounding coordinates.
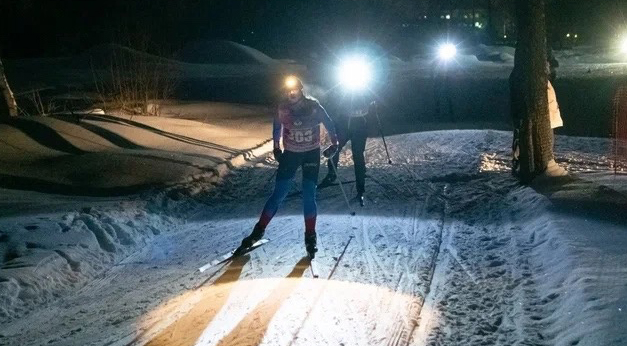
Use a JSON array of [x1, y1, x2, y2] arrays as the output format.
[[273, 148, 283, 162], [323, 144, 338, 158]]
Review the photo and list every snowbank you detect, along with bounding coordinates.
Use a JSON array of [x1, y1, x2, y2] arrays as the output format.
[[507, 173, 627, 346], [0, 103, 274, 324], [176, 40, 277, 65], [0, 129, 626, 345]]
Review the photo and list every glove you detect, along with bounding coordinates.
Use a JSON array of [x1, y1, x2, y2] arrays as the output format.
[[323, 144, 338, 158], [273, 148, 283, 162]]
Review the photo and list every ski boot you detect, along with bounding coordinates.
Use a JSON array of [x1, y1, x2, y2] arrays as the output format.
[[233, 223, 265, 256], [305, 232, 318, 259], [318, 174, 336, 188]]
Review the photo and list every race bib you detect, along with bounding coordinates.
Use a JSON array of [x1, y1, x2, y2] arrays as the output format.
[[288, 129, 313, 143]]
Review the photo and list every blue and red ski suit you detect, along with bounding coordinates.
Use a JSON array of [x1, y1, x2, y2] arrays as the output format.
[[257, 96, 338, 233]]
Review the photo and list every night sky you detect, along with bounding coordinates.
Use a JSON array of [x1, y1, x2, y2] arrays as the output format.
[[0, 0, 625, 59]]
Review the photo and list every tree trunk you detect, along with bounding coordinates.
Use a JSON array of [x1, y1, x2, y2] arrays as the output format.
[[512, 0, 553, 183], [0, 58, 18, 118]]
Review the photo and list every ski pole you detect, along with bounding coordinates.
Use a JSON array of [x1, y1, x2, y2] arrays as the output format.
[[328, 155, 355, 216], [373, 101, 392, 164]]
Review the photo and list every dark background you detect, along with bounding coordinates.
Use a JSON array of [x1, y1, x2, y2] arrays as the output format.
[[1, 0, 625, 59]]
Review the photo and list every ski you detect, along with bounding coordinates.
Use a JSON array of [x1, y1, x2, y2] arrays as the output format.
[[308, 255, 319, 278], [198, 239, 269, 273], [327, 235, 354, 280]]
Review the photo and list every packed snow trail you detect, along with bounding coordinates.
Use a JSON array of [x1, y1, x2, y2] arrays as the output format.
[[1, 130, 624, 346]]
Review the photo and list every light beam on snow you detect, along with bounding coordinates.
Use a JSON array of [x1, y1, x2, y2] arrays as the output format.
[[137, 273, 433, 346]]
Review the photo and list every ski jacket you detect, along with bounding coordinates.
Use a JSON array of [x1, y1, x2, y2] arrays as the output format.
[[331, 95, 374, 136], [548, 81, 563, 129], [274, 97, 338, 152], [509, 68, 563, 129]]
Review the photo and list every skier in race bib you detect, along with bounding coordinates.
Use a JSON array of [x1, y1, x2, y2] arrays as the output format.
[[234, 76, 338, 258]]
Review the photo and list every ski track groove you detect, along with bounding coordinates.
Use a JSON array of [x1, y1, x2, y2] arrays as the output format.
[[1, 132, 563, 346], [375, 184, 446, 346], [411, 175, 540, 346]]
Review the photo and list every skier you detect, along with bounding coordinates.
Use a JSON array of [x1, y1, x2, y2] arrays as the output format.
[[234, 76, 338, 258], [319, 95, 371, 206]]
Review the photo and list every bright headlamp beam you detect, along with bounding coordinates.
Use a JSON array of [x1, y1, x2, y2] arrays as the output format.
[[438, 43, 457, 61], [284, 76, 299, 89], [338, 56, 372, 91]]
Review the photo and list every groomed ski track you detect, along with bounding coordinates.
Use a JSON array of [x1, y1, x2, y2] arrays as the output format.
[[1, 131, 589, 346]]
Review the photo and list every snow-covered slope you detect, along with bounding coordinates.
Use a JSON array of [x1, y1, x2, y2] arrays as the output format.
[[1, 130, 625, 346], [0, 103, 274, 325]]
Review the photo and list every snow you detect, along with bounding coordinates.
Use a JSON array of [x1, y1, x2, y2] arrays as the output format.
[[0, 102, 274, 326], [1, 124, 626, 345], [1, 41, 627, 345], [175, 40, 277, 65]]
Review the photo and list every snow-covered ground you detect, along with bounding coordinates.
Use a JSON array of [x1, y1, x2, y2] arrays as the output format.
[[1, 41, 627, 346], [0, 102, 274, 327], [1, 126, 626, 345]]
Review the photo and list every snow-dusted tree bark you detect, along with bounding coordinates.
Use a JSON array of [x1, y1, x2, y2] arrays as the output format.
[[511, 0, 553, 183], [0, 58, 18, 118]]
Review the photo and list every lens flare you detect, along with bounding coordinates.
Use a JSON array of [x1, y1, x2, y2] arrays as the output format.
[[438, 43, 457, 61], [338, 56, 372, 91]]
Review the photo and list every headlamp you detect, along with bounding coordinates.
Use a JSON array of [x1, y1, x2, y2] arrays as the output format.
[[283, 75, 303, 91], [438, 43, 457, 61], [337, 56, 373, 92]]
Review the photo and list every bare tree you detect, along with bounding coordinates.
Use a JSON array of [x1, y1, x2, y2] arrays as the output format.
[[510, 0, 554, 183], [0, 58, 18, 118]]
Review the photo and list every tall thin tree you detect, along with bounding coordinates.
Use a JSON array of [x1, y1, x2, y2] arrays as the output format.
[[0, 58, 18, 118], [511, 0, 553, 182]]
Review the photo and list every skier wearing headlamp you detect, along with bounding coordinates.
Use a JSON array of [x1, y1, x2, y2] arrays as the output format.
[[234, 76, 338, 259]]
